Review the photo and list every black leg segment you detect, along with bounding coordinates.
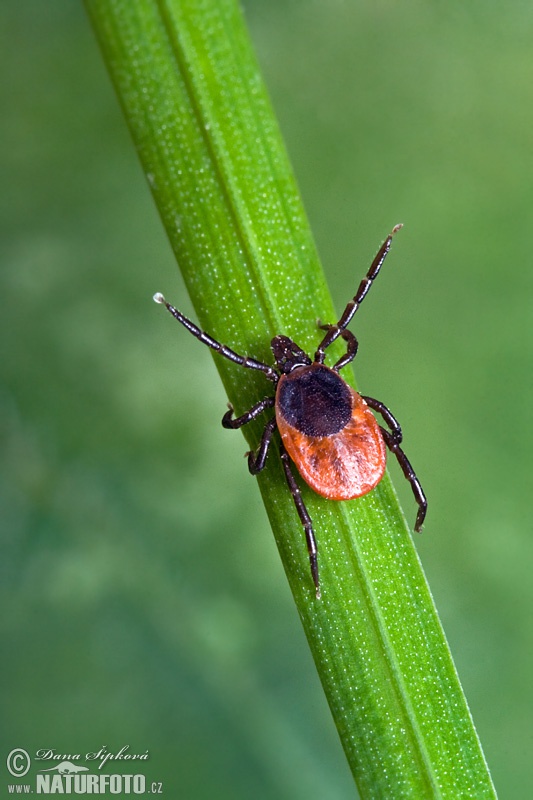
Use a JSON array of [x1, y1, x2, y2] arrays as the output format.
[[318, 324, 359, 372], [280, 444, 321, 598], [154, 293, 278, 382], [314, 224, 402, 363], [380, 426, 427, 532], [247, 417, 278, 475], [362, 395, 403, 444], [222, 396, 275, 429]]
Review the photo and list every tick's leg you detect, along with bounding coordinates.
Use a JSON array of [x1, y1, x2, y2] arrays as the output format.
[[154, 293, 278, 382], [247, 417, 277, 474], [279, 444, 321, 599], [362, 395, 402, 444], [222, 396, 275, 429], [318, 324, 359, 371], [314, 224, 402, 363], [380, 427, 427, 532]]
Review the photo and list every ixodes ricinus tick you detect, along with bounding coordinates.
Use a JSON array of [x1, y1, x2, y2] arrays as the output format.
[[154, 225, 426, 598]]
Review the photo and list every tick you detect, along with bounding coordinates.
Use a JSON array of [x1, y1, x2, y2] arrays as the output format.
[[154, 224, 426, 598]]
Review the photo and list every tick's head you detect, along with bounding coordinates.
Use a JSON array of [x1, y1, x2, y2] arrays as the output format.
[[271, 335, 312, 374]]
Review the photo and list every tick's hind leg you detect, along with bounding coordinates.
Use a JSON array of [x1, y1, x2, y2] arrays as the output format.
[[279, 444, 320, 598], [379, 426, 427, 532]]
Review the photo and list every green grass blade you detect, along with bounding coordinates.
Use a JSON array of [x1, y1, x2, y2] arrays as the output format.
[[84, 1, 497, 797]]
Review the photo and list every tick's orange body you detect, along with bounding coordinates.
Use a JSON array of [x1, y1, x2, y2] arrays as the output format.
[[275, 364, 386, 501]]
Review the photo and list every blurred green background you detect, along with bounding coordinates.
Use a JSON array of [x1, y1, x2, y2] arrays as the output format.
[[1, 1, 531, 797]]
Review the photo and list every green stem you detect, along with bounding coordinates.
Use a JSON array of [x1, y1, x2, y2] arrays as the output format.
[[85, 1, 497, 797]]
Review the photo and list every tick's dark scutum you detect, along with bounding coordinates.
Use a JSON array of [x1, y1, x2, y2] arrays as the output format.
[[276, 364, 352, 437]]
